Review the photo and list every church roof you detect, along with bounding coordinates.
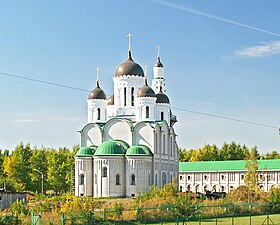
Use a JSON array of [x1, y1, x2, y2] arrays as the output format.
[[94, 140, 125, 156], [88, 80, 107, 100], [75, 146, 96, 157], [137, 78, 156, 98], [179, 159, 280, 172], [114, 139, 130, 150], [156, 87, 170, 104], [115, 50, 144, 77], [154, 56, 163, 68], [126, 145, 153, 156]]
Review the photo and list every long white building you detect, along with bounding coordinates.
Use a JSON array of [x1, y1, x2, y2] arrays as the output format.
[[179, 160, 280, 193], [75, 44, 179, 197]]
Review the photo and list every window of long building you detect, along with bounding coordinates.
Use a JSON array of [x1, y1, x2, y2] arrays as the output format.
[[211, 173, 218, 181], [195, 173, 201, 181], [229, 173, 235, 181], [131, 87, 134, 106]]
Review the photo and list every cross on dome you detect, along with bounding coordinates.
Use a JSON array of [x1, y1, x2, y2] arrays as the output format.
[[126, 33, 134, 51]]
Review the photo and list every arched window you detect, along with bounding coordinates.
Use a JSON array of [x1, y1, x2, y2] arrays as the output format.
[[124, 87, 127, 106], [116, 174, 120, 185], [148, 173, 151, 185], [161, 112, 164, 121], [145, 106, 149, 118], [131, 87, 134, 106], [131, 174, 136, 185], [102, 167, 107, 177], [97, 108, 101, 120], [170, 174, 173, 182], [79, 174, 84, 185], [95, 174, 97, 184], [162, 172, 167, 186]]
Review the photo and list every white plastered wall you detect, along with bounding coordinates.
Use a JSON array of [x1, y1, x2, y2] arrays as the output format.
[[80, 124, 102, 147]]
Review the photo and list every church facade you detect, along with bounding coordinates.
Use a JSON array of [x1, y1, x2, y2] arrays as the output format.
[[75, 45, 179, 197]]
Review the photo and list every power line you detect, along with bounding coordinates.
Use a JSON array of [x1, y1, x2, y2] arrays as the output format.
[[0, 71, 278, 131], [172, 107, 278, 130], [148, 0, 280, 37], [0, 72, 90, 93]]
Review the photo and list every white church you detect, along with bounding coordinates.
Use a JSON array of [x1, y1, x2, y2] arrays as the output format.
[[75, 40, 179, 197]]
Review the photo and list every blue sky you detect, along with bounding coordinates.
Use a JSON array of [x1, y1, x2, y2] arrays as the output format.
[[0, 0, 279, 153]]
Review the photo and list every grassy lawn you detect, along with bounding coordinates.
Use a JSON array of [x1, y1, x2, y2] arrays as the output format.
[[147, 214, 280, 225]]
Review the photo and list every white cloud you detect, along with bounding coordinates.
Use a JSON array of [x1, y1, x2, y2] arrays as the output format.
[[234, 41, 280, 58]]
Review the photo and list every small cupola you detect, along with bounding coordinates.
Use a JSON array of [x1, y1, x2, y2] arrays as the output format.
[[88, 80, 107, 100], [156, 86, 170, 104], [154, 56, 163, 68], [137, 78, 156, 98]]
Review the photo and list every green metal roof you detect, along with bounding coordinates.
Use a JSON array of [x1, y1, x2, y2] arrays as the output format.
[[179, 159, 280, 172], [75, 146, 95, 157], [114, 139, 130, 150], [137, 145, 153, 156], [126, 146, 149, 156], [94, 140, 125, 156]]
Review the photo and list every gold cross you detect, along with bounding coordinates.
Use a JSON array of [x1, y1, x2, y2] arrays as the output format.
[[157, 45, 161, 57], [95, 67, 101, 81], [126, 33, 134, 51], [144, 65, 149, 76]]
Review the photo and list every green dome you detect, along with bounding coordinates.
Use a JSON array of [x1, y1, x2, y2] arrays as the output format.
[[75, 146, 95, 157], [94, 141, 125, 156], [126, 145, 153, 156], [114, 140, 130, 150], [126, 146, 146, 155]]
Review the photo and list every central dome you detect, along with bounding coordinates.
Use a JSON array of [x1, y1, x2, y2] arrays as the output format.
[[115, 51, 144, 77]]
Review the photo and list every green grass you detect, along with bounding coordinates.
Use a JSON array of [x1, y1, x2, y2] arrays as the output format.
[[147, 214, 280, 225]]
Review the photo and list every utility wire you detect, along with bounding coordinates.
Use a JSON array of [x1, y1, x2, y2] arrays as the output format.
[[171, 107, 278, 130], [0, 72, 90, 93], [0, 71, 279, 131]]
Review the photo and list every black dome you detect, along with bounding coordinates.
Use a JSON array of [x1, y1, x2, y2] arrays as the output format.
[[115, 51, 144, 77], [154, 56, 163, 68], [108, 95, 114, 105], [156, 87, 170, 104], [88, 80, 107, 100], [137, 78, 156, 98]]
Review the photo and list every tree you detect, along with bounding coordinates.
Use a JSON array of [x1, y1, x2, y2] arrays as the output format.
[[3, 143, 32, 191], [30, 147, 48, 193], [244, 147, 259, 201]]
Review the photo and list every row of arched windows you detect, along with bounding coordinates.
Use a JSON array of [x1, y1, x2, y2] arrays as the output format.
[[101, 167, 136, 186]]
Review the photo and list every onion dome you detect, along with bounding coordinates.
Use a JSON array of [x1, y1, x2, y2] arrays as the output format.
[[75, 146, 95, 157], [88, 80, 107, 100], [156, 86, 170, 104], [108, 95, 114, 105], [115, 50, 144, 77], [154, 56, 163, 68], [137, 78, 156, 97], [94, 140, 125, 156]]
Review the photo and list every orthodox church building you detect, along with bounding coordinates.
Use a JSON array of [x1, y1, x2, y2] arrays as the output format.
[[75, 41, 178, 197]]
